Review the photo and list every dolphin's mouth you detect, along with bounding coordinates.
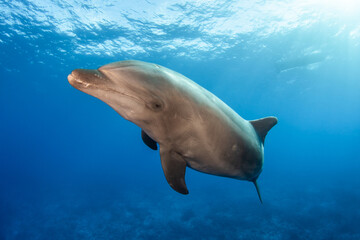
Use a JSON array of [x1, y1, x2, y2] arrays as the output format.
[[67, 69, 103, 90], [68, 69, 147, 106], [68, 73, 92, 88]]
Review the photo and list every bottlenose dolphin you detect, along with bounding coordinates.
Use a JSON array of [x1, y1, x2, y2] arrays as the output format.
[[68, 60, 277, 203]]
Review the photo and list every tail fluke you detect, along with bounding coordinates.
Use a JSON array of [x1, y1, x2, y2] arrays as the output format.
[[253, 180, 263, 204]]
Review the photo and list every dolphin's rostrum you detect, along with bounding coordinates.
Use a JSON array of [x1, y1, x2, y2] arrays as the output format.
[[68, 60, 277, 202]]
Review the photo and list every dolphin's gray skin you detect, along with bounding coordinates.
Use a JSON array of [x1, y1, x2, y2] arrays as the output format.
[[68, 60, 277, 203]]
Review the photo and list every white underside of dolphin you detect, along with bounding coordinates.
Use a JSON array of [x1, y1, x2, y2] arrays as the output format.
[[68, 60, 277, 203]]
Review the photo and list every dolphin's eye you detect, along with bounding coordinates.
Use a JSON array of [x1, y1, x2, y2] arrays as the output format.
[[149, 101, 163, 111]]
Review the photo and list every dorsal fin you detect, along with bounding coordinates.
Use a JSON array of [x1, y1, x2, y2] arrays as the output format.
[[250, 116, 278, 143]]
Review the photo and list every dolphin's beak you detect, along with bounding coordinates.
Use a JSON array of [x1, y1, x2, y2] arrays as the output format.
[[67, 71, 77, 85], [68, 69, 108, 90]]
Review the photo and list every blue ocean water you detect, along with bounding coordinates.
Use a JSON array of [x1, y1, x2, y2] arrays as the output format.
[[1, 0, 360, 239]]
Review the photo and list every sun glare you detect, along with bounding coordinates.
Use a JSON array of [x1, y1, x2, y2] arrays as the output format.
[[317, 0, 360, 17]]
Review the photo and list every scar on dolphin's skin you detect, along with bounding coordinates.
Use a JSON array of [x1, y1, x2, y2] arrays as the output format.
[[68, 60, 277, 203]]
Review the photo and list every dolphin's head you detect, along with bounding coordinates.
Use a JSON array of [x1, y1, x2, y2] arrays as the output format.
[[68, 60, 169, 126]]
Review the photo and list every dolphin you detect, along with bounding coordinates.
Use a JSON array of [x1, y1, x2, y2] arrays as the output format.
[[68, 60, 277, 203]]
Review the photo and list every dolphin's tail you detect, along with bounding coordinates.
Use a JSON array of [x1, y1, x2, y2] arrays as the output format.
[[253, 180, 263, 204]]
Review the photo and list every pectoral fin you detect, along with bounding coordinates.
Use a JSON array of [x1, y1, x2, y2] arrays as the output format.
[[160, 148, 188, 194], [141, 129, 158, 150]]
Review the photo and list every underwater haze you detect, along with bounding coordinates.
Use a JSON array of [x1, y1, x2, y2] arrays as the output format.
[[1, 0, 360, 239]]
